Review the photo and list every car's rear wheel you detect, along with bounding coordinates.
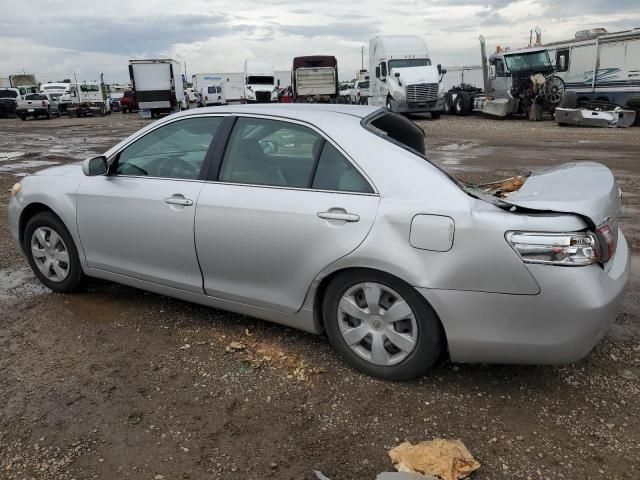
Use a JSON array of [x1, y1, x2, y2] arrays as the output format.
[[24, 212, 84, 293], [323, 270, 443, 380]]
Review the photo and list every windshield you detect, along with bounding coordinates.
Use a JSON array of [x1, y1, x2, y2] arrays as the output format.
[[247, 76, 274, 85], [388, 58, 431, 69], [43, 85, 65, 91], [80, 84, 100, 92], [504, 51, 551, 71], [0, 89, 18, 98]]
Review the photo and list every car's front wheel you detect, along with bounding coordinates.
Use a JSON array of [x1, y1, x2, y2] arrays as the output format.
[[323, 270, 443, 380], [24, 212, 84, 292]]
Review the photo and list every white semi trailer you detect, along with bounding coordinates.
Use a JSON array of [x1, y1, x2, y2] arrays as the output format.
[[368, 35, 446, 117], [129, 59, 186, 117], [546, 28, 640, 109]]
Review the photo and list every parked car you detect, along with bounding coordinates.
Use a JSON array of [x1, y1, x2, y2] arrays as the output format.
[[0, 88, 20, 118], [120, 90, 138, 113], [350, 80, 370, 105], [338, 83, 353, 103], [8, 104, 629, 380], [16, 93, 60, 120], [109, 92, 124, 112]]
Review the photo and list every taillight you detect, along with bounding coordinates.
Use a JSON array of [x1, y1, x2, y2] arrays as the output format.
[[596, 225, 616, 262], [42, 100, 46, 107], [506, 231, 599, 266]]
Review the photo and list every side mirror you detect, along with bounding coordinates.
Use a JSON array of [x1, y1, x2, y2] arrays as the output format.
[[394, 72, 400, 78], [559, 55, 566, 70], [441, 68, 447, 75], [82, 156, 108, 176], [437, 64, 442, 75]]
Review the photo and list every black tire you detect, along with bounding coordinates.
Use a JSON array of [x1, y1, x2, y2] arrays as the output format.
[[454, 94, 466, 115], [560, 91, 577, 109], [20, 114, 27, 121], [431, 112, 441, 119], [46, 110, 52, 120], [24, 212, 85, 293], [323, 269, 444, 380], [121, 107, 127, 114], [444, 94, 455, 115], [626, 95, 640, 110]]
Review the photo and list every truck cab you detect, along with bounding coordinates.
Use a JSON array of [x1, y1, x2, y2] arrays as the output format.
[[243, 59, 278, 103], [369, 35, 445, 116]]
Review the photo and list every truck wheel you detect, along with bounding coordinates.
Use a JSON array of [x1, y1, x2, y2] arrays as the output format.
[[20, 114, 27, 121], [454, 94, 467, 116], [560, 91, 577, 109], [46, 110, 52, 120], [444, 94, 455, 115]]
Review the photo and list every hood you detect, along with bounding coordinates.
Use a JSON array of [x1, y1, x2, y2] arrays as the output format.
[[499, 162, 620, 229], [34, 163, 83, 177], [391, 65, 439, 85]]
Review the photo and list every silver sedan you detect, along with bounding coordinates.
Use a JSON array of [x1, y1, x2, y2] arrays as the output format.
[[8, 105, 630, 380]]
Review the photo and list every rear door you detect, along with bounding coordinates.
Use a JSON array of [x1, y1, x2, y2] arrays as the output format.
[[77, 115, 225, 292], [195, 115, 379, 313]]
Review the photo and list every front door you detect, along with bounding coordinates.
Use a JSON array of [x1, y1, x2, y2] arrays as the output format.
[[77, 115, 225, 293], [195, 116, 380, 313]]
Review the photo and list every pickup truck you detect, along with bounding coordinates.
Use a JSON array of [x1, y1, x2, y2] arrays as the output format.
[[120, 90, 138, 113], [350, 80, 370, 105], [17, 93, 61, 120], [0, 88, 20, 118]]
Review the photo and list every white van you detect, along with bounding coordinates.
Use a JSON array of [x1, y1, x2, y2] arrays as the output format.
[[192, 74, 226, 106], [369, 35, 446, 117], [243, 59, 278, 103]]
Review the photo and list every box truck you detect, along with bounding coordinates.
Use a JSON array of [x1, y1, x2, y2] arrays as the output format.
[[291, 56, 338, 102], [369, 35, 446, 117], [192, 73, 226, 106], [243, 59, 278, 103], [129, 59, 186, 117]]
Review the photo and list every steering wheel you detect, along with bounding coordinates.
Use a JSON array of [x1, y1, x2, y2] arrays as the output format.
[[158, 157, 199, 178]]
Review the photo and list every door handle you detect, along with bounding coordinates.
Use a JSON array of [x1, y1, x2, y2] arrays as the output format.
[[164, 195, 193, 206], [317, 211, 360, 222]]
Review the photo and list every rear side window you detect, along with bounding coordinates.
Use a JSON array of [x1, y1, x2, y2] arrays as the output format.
[[219, 117, 373, 193], [313, 143, 373, 193]]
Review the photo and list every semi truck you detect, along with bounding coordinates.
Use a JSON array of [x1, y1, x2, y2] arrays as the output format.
[[291, 55, 338, 102], [545, 27, 640, 111], [129, 59, 187, 117], [67, 77, 111, 117], [368, 35, 446, 117], [444, 30, 566, 120], [243, 59, 278, 103]]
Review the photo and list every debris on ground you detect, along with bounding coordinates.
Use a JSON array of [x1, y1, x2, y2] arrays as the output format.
[[388, 439, 481, 480], [225, 341, 246, 352]]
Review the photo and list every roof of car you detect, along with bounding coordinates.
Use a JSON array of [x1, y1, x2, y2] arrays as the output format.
[[180, 103, 381, 122]]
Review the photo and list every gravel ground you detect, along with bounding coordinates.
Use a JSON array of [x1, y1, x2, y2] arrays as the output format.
[[0, 112, 639, 480]]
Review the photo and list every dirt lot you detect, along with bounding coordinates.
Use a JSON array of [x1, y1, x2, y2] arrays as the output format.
[[1, 112, 639, 480]]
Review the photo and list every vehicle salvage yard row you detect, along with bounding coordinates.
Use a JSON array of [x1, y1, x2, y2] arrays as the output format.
[[1, 114, 639, 479]]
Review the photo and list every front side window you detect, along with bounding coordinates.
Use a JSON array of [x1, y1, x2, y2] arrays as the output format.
[[115, 117, 222, 179]]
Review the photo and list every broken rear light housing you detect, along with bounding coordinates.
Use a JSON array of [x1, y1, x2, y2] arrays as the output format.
[[506, 231, 599, 266]]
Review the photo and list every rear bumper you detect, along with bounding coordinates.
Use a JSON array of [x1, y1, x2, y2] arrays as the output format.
[[418, 230, 630, 364], [392, 97, 445, 113]]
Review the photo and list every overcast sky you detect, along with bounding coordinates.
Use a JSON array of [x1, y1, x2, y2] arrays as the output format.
[[1, 0, 638, 84]]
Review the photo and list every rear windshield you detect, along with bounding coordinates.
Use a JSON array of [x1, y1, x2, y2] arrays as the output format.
[[247, 76, 274, 85], [0, 89, 18, 98], [25, 94, 46, 100], [207, 86, 220, 93]]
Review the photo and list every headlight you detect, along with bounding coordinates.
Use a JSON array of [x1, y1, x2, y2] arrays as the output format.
[[393, 91, 403, 101], [506, 231, 599, 266], [10, 182, 22, 196], [246, 89, 255, 99]]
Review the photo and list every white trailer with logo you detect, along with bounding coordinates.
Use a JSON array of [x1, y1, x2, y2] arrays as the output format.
[[192, 73, 226, 106], [546, 28, 640, 109]]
